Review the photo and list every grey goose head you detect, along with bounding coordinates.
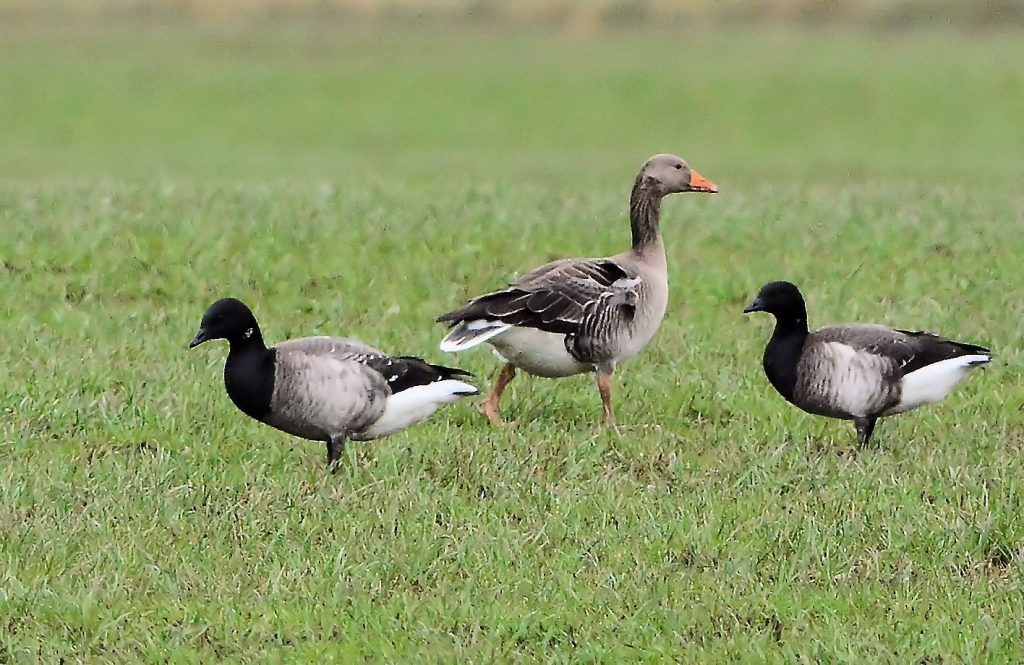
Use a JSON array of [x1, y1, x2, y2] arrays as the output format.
[[189, 297, 263, 349], [628, 153, 717, 254], [636, 153, 718, 198]]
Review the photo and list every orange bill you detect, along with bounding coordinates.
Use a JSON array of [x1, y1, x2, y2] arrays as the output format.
[[689, 170, 718, 193]]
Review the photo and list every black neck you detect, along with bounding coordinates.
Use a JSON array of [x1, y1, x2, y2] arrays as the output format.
[[629, 176, 662, 251], [762, 314, 809, 403], [223, 328, 274, 421], [226, 323, 267, 354]]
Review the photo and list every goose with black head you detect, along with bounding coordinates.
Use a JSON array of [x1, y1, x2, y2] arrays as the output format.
[[743, 281, 992, 446], [190, 298, 478, 470]]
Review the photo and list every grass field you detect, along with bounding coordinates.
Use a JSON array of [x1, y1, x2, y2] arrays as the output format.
[[2, 20, 1024, 661]]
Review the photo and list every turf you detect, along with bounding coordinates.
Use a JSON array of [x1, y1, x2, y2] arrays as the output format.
[[2, 21, 1023, 662]]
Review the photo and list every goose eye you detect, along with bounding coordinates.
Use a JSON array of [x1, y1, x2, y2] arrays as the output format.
[[674, 164, 683, 170]]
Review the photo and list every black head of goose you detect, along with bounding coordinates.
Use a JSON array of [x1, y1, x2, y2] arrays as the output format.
[[190, 297, 478, 470], [436, 153, 717, 426], [743, 281, 992, 446]]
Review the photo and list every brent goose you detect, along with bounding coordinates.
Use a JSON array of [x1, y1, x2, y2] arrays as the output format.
[[743, 281, 991, 446], [190, 297, 478, 469]]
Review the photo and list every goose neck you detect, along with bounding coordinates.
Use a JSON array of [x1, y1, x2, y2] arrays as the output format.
[[226, 324, 268, 356], [224, 338, 275, 420], [629, 179, 663, 252], [763, 320, 807, 403]]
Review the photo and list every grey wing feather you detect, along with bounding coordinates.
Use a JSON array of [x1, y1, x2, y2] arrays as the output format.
[[274, 335, 387, 363], [813, 324, 917, 369], [437, 258, 636, 335], [266, 349, 389, 440], [814, 324, 987, 376], [566, 277, 642, 365]]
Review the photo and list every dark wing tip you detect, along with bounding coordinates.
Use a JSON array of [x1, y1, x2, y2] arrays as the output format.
[[430, 364, 474, 379], [389, 355, 473, 379], [436, 311, 458, 324]]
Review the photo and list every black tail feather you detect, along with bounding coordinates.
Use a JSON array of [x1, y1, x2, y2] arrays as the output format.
[[897, 329, 991, 356], [424, 362, 473, 380], [364, 354, 473, 394]]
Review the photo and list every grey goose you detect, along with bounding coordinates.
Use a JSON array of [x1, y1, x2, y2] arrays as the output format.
[[743, 281, 992, 446], [190, 298, 478, 469], [437, 154, 717, 425]]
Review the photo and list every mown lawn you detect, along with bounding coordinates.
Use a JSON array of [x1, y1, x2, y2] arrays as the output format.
[[1, 21, 1023, 661]]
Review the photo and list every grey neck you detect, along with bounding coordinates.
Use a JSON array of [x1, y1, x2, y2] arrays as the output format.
[[629, 177, 663, 252]]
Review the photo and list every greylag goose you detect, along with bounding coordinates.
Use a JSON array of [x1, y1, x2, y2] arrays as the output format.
[[190, 297, 478, 469], [437, 154, 717, 425], [743, 281, 992, 446]]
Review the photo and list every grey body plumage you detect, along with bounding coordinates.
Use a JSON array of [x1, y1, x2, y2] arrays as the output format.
[[789, 325, 933, 419], [263, 338, 390, 442]]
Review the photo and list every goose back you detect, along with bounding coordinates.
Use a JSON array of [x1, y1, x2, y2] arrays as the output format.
[[274, 335, 387, 363], [438, 258, 639, 335], [788, 324, 991, 419]]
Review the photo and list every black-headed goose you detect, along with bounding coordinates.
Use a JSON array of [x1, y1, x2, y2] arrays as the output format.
[[743, 281, 992, 446], [190, 298, 478, 469], [437, 153, 717, 425]]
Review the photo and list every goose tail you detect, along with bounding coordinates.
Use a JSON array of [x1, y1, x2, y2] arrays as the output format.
[[893, 352, 992, 413], [355, 379, 479, 439], [438, 319, 511, 353]]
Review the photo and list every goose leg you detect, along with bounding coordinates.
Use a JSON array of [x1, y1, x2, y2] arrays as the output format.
[[854, 417, 877, 447], [480, 363, 516, 425], [597, 373, 615, 426], [326, 435, 347, 472]]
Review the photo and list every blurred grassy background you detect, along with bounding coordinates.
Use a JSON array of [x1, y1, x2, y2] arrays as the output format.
[[4, 0, 1024, 27], [1, 3, 1023, 186]]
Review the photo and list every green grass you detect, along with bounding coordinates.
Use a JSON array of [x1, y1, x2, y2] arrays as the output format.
[[2, 21, 1024, 661]]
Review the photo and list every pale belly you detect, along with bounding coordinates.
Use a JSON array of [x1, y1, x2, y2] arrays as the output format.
[[488, 327, 591, 378]]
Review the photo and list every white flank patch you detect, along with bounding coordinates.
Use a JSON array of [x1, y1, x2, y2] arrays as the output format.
[[439, 319, 512, 352], [889, 354, 991, 414], [489, 326, 590, 378], [358, 380, 479, 439], [612, 276, 642, 289]]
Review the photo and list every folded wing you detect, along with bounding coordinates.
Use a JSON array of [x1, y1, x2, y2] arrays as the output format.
[[437, 258, 638, 351]]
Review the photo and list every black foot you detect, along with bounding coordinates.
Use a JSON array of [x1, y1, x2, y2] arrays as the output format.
[[854, 417, 878, 448], [326, 436, 346, 472]]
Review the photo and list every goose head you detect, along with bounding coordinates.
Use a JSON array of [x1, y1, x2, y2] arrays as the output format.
[[190, 297, 262, 348], [637, 153, 718, 197], [743, 281, 808, 324]]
